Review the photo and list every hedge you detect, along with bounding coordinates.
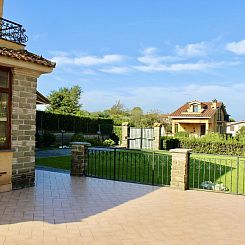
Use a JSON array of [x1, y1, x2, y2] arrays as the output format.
[[161, 137, 245, 156], [36, 111, 113, 135]]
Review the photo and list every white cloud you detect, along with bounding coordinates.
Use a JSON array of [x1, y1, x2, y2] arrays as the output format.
[[134, 61, 229, 73], [176, 42, 209, 57], [138, 47, 181, 66], [74, 54, 126, 66], [99, 67, 130, 74], [51, 54, 126, 66], [226, 40, 245, 55]]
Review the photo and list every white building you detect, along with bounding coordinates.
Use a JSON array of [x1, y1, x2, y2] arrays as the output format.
[[226, 121, 245, 136]]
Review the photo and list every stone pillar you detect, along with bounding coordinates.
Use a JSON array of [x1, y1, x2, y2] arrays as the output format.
[[170, 148, 192, 190], [71, 142, 91, 176], [121, 122, 129, 148], [11, 68, 40, 189], [152, 123, 162, 150]]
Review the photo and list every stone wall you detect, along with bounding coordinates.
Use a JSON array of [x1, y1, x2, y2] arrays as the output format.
[[11, 68, 39, 189]]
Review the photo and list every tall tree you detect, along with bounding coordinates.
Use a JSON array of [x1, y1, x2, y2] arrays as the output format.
[[130, 107, 143, 126], [46, 86, 82, 115]]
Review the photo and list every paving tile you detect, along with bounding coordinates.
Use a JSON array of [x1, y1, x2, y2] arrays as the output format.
[[0, 170, 245, 245]]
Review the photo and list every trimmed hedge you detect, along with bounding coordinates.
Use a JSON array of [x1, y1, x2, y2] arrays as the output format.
[[36, 111, 113, 135], [161, 136, 245, 156]]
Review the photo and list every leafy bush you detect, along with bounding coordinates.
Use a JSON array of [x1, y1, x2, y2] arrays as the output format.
[[41, 132, 56, 147], [174, 131, 189, 138], [161, 137, 180, 150], [103, 139, 115, 146], [112, 126, 122, 144], [71, 133, 84, 142], [86, 138, 103, 146], [161, 135, 245, 156]]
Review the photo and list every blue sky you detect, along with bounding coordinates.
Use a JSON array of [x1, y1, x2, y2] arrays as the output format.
[[5, 0, 245, 119]]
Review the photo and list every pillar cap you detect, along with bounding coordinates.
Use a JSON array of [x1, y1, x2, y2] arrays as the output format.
[[122, 122, 129, 126], [71, 142, 91, 146], [169, 148, 192, 153]]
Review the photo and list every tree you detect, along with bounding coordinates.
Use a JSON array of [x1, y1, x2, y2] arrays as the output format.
[[46, 86, 82, 115], [130, 107, 143, 126], [229, 118, 236, 122], [106, 100, 128, 116], [236, 126, 245, 142]]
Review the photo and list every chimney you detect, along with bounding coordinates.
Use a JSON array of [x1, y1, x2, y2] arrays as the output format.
[[0, 0, 3, 18], [212, 99, 217, 109]]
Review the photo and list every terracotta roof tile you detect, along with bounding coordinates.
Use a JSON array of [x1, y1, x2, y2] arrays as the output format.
[[169, 101, 223, 118], [0, 47, 56, 68]]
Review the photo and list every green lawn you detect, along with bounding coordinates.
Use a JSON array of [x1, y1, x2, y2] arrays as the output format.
[[190, 153, 245, 194], [87, 149, 172, 186], [36, 156, 71, 170]]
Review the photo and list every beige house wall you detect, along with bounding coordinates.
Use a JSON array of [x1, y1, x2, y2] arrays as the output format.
[[172, 118, 213, 137]]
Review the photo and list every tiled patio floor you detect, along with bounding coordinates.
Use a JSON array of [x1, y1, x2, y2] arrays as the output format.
[[0, 170, 245, 245]]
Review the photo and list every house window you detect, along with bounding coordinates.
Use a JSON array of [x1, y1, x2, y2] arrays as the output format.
[[230, 126, 234, 131], [193, 104, 198, 112], [0, 69, 11, 150]]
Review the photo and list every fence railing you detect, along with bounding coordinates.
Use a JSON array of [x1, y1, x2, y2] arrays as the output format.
[[189, 153, 245, 195], [87, 148, 171, 186], [0, 18, 28, 44]]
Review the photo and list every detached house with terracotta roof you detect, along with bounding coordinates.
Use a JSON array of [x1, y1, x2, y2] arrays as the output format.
[[0, 0, 55, 192], [169, 100, 229, 137]]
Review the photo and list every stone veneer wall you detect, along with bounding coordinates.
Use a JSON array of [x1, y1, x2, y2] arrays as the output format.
[[11, 68, 38, 189]]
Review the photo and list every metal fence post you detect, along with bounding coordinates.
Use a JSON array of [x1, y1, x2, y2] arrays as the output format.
[[236, 157, 239, 194], [113, 148, 116, 180]]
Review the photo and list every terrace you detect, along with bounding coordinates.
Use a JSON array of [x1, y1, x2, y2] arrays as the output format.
[[0, 169, 244, 245]]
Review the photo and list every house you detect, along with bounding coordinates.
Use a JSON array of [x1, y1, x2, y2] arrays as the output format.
[[0, 1, 55, 192], [226, 121, 245, 136], [169, 100, 229, 137]]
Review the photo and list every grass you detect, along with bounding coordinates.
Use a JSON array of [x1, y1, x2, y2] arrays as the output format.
[[87, 149, 172, 186], [35, 156, 71, 170], [190, 153, 245, 194]]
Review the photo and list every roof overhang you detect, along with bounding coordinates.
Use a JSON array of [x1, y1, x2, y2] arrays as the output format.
[[36, 91, 49, 105]]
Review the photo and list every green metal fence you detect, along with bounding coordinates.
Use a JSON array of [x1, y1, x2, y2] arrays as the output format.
[[87, 148, 171, 186]]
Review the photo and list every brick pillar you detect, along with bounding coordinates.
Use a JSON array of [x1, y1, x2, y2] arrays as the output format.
[[71, 142, 91, 176], [152, 123, 162, 150], [121, 122, 129, 148], [170, 148, 192, 190]]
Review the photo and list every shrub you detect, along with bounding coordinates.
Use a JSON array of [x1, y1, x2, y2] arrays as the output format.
[[161, 137, 180, 150], [86, 138, 103, 146], [175, 131, 189, 138], [113, 126, 122, 144], [103, 139, 115, 147], [71, 133, 84, 142], [161, 136, 245, 156], [41, 132, 56, 147]]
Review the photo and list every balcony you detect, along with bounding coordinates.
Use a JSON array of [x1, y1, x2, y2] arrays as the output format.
[[0, 17, 28, 44]]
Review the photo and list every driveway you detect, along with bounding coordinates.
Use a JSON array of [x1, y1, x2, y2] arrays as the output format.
[[0, 170, 244, 244]]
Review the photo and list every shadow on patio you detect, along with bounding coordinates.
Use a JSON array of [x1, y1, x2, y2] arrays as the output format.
[[0, 169, 159, 225]]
